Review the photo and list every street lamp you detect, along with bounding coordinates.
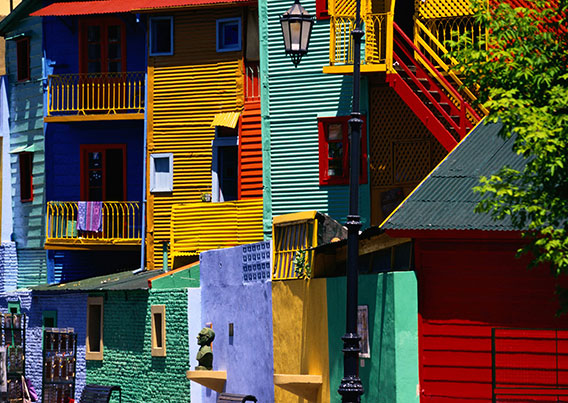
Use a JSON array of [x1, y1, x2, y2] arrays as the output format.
[[280, 0, 313, 66]]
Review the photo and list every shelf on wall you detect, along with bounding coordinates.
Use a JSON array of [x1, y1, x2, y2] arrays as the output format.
[[186, 370, 227, 393], [274, 374, 323, 402]]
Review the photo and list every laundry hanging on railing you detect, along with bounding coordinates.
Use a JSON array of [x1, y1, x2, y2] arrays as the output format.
[[77, 201, 102, 232]]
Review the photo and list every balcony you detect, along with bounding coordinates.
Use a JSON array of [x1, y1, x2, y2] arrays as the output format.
[[45, 72, 145, 122], [325, 11, 393, 74], [170, 199, 263, 259], [45, 201, 142, 250]]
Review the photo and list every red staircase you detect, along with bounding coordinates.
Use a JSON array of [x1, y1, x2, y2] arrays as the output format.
[[386, 23, 482, 152]]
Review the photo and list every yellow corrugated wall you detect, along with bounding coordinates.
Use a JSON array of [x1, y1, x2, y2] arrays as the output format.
[[147, 9, 245, 270]]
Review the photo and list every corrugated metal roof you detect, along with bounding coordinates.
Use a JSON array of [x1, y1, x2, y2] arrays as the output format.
[[382, 120, 527, 232], [31, 269, 164, 293], [31, 0, 254, 16], [210, 111, 240, 128]]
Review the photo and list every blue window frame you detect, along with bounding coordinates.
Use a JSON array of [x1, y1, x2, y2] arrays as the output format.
[[150, 16, 174, 56], [216, 18, 241, 52]]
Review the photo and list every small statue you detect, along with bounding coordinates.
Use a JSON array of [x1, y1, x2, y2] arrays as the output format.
[[195, 327, 215, 370]]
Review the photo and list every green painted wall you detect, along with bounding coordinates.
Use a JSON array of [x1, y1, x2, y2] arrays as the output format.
[[327, 272, 419, 403], [86, 289, 190, 403], [261, 0, 372, 234]]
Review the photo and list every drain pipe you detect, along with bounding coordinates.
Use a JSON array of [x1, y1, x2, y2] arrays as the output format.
[[140, 16, 148, 272]]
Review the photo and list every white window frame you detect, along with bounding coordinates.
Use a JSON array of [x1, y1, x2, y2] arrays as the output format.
[[149, 16, 174, 56], [86, 296, 104, 361], [151, 305, 166, 357], [211, 132, 238, 203], [150, 153, 173, 193], [216, 18, 242, 52]]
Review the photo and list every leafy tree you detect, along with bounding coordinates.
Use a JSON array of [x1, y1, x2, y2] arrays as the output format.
[[451, 0, 568, 275]]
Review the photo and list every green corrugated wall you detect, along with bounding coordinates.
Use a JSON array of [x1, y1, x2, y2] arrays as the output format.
[[261, 0, 372, 236]]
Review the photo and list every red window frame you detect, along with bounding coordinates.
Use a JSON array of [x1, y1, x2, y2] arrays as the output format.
[[16, 37, 30, 82], [318, 116, 368, 186], [316, 0, 330, 20], [19, 152, 33, 202], [79, 17, 127, 74], [80, 144, 127, 201]]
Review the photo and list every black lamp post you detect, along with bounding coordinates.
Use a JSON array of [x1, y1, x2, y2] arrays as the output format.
[[280, 0, 314, 66], [338, 1, 365, 402]]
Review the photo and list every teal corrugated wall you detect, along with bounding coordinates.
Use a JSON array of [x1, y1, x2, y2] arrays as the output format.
[[263, 0, 371, 233], [6, 15, 47, 286]]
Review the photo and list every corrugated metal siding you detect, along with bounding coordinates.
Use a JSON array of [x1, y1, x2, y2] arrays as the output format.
[[170, 199, 263, 256], [266, 0, 371, 228], [148, 9, 245, 269], [239, 100, 263, 198], [6, 16, 47, 285]]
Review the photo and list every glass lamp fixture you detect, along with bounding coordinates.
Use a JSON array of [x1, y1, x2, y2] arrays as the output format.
[[280, 0, 314, 66]]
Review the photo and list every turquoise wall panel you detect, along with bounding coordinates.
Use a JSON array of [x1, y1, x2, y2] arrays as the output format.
[[263, 1, 371, 233]]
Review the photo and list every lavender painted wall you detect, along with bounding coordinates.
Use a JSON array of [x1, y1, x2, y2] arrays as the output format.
[[199, 242, 274, 402]]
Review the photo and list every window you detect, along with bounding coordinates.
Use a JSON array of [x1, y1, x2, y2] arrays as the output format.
[[151, 305, 166, 357], [8, 301, 20, 315], [316, 0, 330, 20], [150, 153, 173, 193], [150, 17, 173, 56], [19, 152, 33, 202], [80, 145, 126, 201], [216, 18, 241, 52], [42, 311, 58, 328], [86, 296, 103, 360], [318, 116, 368, 186], [80, 18, 126, 73], [212, 127, 238, 202], [16, 37, 30, 81]]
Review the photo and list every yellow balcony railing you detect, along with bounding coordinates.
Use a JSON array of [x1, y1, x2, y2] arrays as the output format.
[[45, 201, 142, 249], [329, 12, 393, 69], [47, 72, 145, 117], [170, 199, 263, 258]]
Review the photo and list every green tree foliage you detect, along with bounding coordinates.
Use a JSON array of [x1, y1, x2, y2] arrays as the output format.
[[452, 0, 568, 273]]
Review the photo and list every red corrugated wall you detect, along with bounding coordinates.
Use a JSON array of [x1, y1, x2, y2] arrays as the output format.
[[416, 238, 568, 402], [238, 99, 263, 199]]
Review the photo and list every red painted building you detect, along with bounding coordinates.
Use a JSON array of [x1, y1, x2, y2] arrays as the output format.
[[384, 121, 568, 402]]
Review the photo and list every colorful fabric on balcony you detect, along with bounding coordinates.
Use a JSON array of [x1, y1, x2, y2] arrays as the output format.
[[77, 201, 102, 232]]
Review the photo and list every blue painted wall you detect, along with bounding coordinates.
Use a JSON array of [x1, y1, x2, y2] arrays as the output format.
[[199, 242, 274, 402], [43, 14, 147, 75], [45, 120, 143, 202]]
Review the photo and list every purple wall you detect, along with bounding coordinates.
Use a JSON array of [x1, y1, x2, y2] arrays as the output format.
[[199, 242, 274, 402]]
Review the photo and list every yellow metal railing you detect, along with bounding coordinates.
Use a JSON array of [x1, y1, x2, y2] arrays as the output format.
[[414, 18, 488, 117], [330, 12, 392, 66], [47, 72, 145, 116], [45, 201, 142, 244], [170, 199, 263, 258]]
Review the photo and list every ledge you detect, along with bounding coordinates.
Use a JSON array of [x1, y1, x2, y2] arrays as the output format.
[[323, 64, 387, 75], [45, 113, 144, 122], [186, 370, 227, 393], [274, 374, 322, 402]]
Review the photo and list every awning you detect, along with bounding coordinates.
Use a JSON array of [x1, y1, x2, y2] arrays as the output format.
[[31, 0, 255, 17], [210, 112, 240, 129], [10, 144, 35, 154]]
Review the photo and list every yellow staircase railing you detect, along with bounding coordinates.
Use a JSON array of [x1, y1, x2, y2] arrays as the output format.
[[47, 72, 145, 116], [170, 199, 263, 258], [414, 18, 488, 118], [45, 201, 142, 248]]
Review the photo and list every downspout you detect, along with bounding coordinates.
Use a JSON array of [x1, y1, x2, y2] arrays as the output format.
[[140, 14, 148, 272]]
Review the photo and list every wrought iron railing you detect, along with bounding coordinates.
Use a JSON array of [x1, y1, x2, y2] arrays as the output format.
[[45, 201, 142, 244], [47, 72, 145, 116]]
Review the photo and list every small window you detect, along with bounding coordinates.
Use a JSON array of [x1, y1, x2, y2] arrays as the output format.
[[16, 37, 30, 81], [8, 301, 20, 315], [150, 17, 173, 56], [151, 305, 166, 357], [150, 153, 173, 193], [211, 127, 238, 202], [316, 0, 330, 19], [19, 152, 33, 202], [216, 18, 241, 52], [86, 296, 103, 360], [42, 311, 58, 328], [318, 116, 368, 186]]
